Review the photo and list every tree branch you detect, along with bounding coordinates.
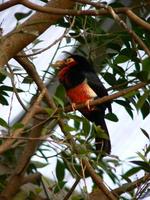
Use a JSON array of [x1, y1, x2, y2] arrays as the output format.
[[0, 89, 46, 155], [0, 0, 19, 11], [0, 0, 74, 67], [113, 173, 150, 195], [22, 173, 41, 185], [63, 82, 147, 113]]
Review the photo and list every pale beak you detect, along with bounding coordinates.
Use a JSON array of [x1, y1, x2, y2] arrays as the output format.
[[51, 60, 66, 68]]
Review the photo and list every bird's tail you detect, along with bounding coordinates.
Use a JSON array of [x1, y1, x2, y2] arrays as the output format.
[[95, 117, 111, 155]]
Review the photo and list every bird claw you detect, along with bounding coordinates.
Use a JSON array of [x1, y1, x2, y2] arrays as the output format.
[[85, 99, 93, 110], [71, 103, 76, 111]]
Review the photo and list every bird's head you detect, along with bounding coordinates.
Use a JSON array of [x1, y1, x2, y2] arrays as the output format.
[[52, 54, 94, 72]]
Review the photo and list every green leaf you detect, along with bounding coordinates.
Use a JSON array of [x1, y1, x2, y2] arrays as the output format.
[[114, 55, 129, 64], [140, 100, 150, 119], [94, 125, 109, 139], [137, 71, 150, 82], [53, 95, 64, 108], [0, 73, 6, 83], [140, 128, 150, 140], [63, 124, 76, 132], [123, 91, 137, 99], [15, 11, 32, 21], [82, 117, 91, 136], [123, 167, 141, 178], [0, 118, 9, 128], [54, 181, 66, 193], [55, 84, 66, 102], [105, 113, 119, 122], [137, 152, 147, 162], [0, 95, 8, 105], [103, 72, 116, 86], [0, 86, 13, 92], [56, 159, 65, 181], [22, 75, 33, 84], [136, 90, 149, 110], [130, 160, 150, 172], [142, 57, 150, 72], [11, 123, 24, 131], [115, 100, 133, 119], [44, 108, 54, 116]]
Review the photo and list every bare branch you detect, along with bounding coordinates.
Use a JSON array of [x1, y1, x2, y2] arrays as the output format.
[[113, 173, 150, 195], [0, 0, 19, 11]]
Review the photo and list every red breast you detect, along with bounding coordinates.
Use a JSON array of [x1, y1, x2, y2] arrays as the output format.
[[67, 81, 97, 103]]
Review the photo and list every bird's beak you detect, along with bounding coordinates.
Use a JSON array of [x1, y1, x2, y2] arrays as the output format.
[[51, 60, 66, 68], [52, 58, 77, 69]]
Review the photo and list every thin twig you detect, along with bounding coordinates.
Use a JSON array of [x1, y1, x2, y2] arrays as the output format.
[[113, 173, 150, 195], [63, 177, 81, 200]]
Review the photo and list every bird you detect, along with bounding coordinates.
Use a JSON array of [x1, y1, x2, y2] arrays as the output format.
[[54, 54, 112, 155]]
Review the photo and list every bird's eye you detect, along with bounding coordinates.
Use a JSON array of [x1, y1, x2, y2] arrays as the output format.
[[66, 58, 75, 64]]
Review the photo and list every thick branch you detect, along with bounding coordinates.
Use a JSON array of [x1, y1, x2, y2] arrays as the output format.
[[0, 0, 74, 67], [15, 52, 56, 108], [0, 0, 19, 11], [0, 119, 44, 200]]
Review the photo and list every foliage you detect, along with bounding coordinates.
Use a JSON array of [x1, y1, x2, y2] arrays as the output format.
[[0, 0, 149, 200]]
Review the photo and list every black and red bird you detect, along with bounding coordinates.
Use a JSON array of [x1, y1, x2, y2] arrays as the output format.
[[54, 54, 112, 155]]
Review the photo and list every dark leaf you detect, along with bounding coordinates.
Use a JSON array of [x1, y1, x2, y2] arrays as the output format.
[[11, 123, 24, 130], [0, 118, 9, 128], [55, 84, 66, 102], [142, 57, 150, 72], [123, 167, 141, 179], [0, 74, 6, 83], [130, 160, 150, 172], [140, 100, 150, 119], [54, 181, 66, 193], [94, 125, 109, 139], [103, 72, 116, 86], [82, 117, 91, 136], [0, 95, 8, 105], [114, 55, 129, 64], [136, 90, 149, 110], [63, 124, 76, 132], [56, 159, 65, 181], [15, 11, 32, 21], [39, 0, 48, 2], [105, 112, 119, 122], [140, 128, 150, 140], [22, 76, 33, 84]]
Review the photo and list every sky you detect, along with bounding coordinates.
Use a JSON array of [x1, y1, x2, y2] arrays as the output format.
[[0, 0, 149, 199]]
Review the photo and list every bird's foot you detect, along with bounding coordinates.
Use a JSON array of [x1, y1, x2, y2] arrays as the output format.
[[71, 103, 77, 111], [85, 99, 93, 111]]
